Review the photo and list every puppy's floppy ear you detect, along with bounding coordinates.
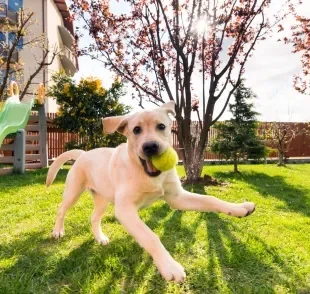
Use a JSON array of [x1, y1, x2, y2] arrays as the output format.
[[160, 101, 176, 117], [102, 115, 128, 136]]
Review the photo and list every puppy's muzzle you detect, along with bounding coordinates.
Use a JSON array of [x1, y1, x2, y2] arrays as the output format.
[[142, 141, 159, 157], [140, 141, 161, 177]]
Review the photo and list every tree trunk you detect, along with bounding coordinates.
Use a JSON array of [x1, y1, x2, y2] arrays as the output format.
[[233, 153, 238, 173], [88, 127, 96, 149], [278, 141, 286, 166], [233, 160, 238, 173], [175, 115, 210, 183], [183, 143, 205, 183], [278, 151, 285, 166]]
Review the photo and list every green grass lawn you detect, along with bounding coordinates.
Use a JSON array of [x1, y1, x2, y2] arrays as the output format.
[[0, 163, 12, 168], [1, 164, 310, 294]]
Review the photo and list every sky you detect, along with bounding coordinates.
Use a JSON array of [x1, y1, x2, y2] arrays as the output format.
[[74, 1, 310, 122]]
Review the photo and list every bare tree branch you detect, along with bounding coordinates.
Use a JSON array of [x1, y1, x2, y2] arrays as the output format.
[[0, 10, 59, 102], [19, 47, 58, 99]]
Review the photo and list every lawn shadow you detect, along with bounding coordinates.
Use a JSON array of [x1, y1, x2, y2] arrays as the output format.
[[47, 236, 142, 293], [0, 168, 68, 193], [0, 231, 61, 293], [0, 201, 194, 293], [3, 176, 308, 293], [46, 202, 198, 293], [197, 213, 307, 293], [183, 185, 309, 293], [1, 196, 308, 293], [142, 203, 202, 293], [0, 223, 150, 293], [213, 170, 310, 217]]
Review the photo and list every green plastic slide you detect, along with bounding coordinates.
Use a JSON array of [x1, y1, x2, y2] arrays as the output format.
[[0, 96, 33, 147]]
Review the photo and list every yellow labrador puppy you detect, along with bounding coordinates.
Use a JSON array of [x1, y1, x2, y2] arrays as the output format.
[[46, 101, 255, 282]]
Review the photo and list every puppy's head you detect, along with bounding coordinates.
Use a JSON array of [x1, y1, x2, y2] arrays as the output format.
[[102, 101, 176, 177]]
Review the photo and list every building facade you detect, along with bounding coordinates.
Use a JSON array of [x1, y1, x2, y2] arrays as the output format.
[[0, 0, 78, 112]]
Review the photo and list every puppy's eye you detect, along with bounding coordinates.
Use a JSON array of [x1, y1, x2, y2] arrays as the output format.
[[133, 126, 142, 135], [157, 124, 166, 131]]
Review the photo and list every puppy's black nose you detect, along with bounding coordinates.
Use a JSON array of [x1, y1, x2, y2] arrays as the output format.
[[142, 141, 159, 157]]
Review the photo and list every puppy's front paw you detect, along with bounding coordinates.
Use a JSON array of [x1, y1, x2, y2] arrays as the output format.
[[95, 233, 110, 246], [232, 202, 256, 218], [240, 202, 256, 217], [52, 229, 64, 239], [154, 255, 186, 283], [228, 202, 256, 217]]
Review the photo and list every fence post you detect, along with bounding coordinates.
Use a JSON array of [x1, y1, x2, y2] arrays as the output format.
[[13, 129, 25, 174], [39, 105, 48, 167]]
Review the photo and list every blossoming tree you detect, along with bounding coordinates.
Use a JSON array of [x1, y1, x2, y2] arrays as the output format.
[[70, 0, 301, 181]]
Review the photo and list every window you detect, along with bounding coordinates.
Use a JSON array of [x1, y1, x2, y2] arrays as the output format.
[[0, 32, 5, 48], [0, 70, 5, 84], [0, 69, 24, 90], [0, 32, 23, 50], [9, 32, 23, 49], [0, 1, 6, 18], [8, 0, 22, 11]]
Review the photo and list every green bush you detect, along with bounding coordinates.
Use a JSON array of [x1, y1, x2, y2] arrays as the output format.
[[48, 72, 130, 150]]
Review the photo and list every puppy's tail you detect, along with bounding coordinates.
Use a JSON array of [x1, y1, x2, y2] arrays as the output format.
[[46, 149, 85, 187]]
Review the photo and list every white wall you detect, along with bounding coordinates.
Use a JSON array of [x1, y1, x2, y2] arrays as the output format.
[[20, 0, 64, 112], [21, 0, 44, 100], [46, 0, 64, 113]]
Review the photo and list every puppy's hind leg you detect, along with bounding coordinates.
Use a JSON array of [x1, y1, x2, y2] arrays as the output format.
[[91, 192, 109, 245], [52, 168, 85, 239]]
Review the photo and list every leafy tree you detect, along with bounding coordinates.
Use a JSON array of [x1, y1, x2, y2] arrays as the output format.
[[211, 81, 265, 172], [69, 0, 301, 182], [48, 72, 130, 150]]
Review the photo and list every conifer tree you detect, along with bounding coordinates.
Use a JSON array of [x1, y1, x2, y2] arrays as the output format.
[[211, 81, 266, 172]]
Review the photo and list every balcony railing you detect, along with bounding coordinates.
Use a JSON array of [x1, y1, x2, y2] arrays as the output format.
[[61, 45, 77, 66], [58, 25, 74, 49], [0, 4, 18, 25], [60, 45, 78, 75]]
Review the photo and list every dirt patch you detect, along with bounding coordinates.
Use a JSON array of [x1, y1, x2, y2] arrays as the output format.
[[0, 167, 13, 176], [181, 174, 224, 186]]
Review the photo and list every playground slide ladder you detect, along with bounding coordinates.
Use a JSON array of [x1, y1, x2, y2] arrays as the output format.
[[25, 94, 48, 169], [0, 83, 48, 171], [24, 84, 48, 169]]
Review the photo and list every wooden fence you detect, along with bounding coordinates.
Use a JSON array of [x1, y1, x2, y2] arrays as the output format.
[[46, 114, 310, 160], [46, 113, 85, 159]]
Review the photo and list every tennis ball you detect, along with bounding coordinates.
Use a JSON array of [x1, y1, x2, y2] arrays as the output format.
[[152, 147, 178, 172]]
